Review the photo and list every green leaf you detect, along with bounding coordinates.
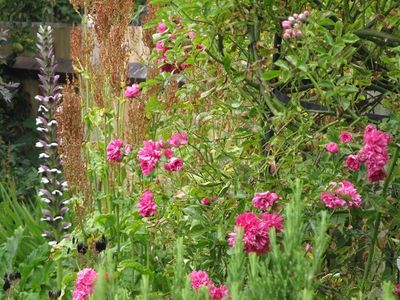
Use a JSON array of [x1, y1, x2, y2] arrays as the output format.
[[118, 259, 152, 275], [262, 70, 281, 81], [94, 214, 117, 228]]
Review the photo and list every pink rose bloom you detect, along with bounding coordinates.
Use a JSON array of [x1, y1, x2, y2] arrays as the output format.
[[157, 21, 167, 33], [357, 124, 390, 182], [168, 132, 188, 148], [124, 83, 141, 98], [320, 192, 346, 209], [229, 212, 270, 255], [261, 212, 284, 233], [281, 20, 292, 29], [107, 139, 124, 162], [321, 180, 362, 208], [325, 142, 339, 154], [252, 191, 279, 210], [335, 180, 362, 208], [137, 191, 157, 217], [201, 197, 211, 206], [345, 155, 360, 171], [188, 31, 196, 39], [197, 44, 206, 51], [140, 160, 156, 176], [164, 157, 184, 172], [155, 40, 169, 53], [72, 268, 98, 300], [138, 140, 161, 175], [164, 148, 173, 159], [190, 271, 210, 290], [367, 168, 387, 182], [209, 284, 229, 300], [339, 131, 353, 143]]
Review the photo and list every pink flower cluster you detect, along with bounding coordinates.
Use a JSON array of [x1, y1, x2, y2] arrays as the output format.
[[320, 180, 362, 209], [252, 191, 279, 210], [189, 271, 229, 300], [124, 83, 141, 98], [137, 191, 157, 217], [358, 124, 391, 182], [106, 139, 132, 162], [281, 10, 310, 40], [72, 268, 98, 300], [228, 211, 283, 255], [154, 19, 204, 74], [340, 125, 390, 182], [137, 132, 187, 176]]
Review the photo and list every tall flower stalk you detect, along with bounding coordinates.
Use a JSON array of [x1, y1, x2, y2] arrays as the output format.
[[35, 25, 71, 246]]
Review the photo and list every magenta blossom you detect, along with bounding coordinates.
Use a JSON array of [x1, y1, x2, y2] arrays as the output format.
[[252, 191, 279, 210], [137, 191, 157, 217], [157, 21, 167, 33], [320, 192, 346, 209], [357, 124, 390, 182], [168, 132, 188, 148], [190, 271, 210, 290], [138, 140, 162, 175], [124, 83, 141, 98], [164, 157, 184, 172], [339, 131, 353, 143], [209, 284, 229, 300], [107, 139, 124, 162], [229, 212, 270, 255], [201, 197, 211, 206], [346, 155, 360, 171], [164, 148, 174, 159], [261, 212, 284, 233], [321, 180, 362, 209], [188, 31, 196, 39], [72, 268, 98, 300], [325, 142, 339, 154]]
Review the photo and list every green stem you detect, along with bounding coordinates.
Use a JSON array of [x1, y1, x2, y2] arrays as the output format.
[[57, 259, 62, 290], [361, 145, 400, 294]]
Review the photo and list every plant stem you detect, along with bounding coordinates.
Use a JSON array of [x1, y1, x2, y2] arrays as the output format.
[[57, 259, 62, 290], [361, 145, 400, 294]]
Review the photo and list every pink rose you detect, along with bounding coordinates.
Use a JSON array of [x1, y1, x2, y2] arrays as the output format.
[[188, 31, 196, 39], [339, 131, 353, 143], [201, 197, 211, 206], [164, 157, 184, 172], [124, 83, 141, 98], [281, 20, 292, 29], [107, 139, 124, 162], [189, 271, 210, 290], [157, 21, 167, 33], [320, 192, 346, 208], [137, 191, 157, 217], [325, 142, 339, 154], [261, 212, 284, 233], [168, 132, 188, 148], [252, 191, 279, 210], [209, 284, 229, 300], [164, 148, 173, 159], [345, 155, 360, 171]]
